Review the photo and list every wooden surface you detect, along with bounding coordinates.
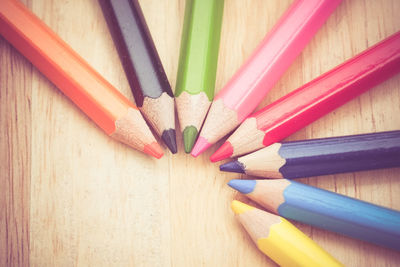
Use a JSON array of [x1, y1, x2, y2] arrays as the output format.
[[1, 0, 399, 266]]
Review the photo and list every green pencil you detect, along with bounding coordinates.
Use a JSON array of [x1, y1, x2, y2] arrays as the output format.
[[175, 0, 224, 153]]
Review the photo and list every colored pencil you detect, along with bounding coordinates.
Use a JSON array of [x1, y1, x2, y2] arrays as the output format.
[[211, 31, 400, 162], [191, 0, 341, 157], [231, 200, 343, 266], [0, 0, 163, 158], [220, 131, 400, 178], [99, 0, 177, 153], [175, 0, 224, 153], [229, 179, 400, 251]]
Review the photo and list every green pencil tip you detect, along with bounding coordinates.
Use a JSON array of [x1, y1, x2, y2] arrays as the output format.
[[183, 126, 198, 153]]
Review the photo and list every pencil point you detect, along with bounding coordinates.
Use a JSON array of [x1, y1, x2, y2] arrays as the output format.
[[162, 129, 177, 154], [183, 126, 198, 153], [210, 141, 233, 162], [191, 136, 211, 157], [220, 160, 245, 174], [143, 142, 164, 159], [231, 200, 254, 215], [228, 179, 256, 194]]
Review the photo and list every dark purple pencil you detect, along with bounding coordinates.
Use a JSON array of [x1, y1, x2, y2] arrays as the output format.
[[220, 130, 400, 179]]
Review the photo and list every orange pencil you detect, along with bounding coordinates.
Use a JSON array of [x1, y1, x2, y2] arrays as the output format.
[[0, 0, 163, 158]]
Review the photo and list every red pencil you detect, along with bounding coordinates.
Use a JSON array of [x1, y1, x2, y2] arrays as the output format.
[[211, 31, 400, 162], [190, 0, 342, 157]]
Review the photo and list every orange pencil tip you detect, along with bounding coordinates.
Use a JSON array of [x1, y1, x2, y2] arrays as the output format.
[[210, 141, 233, 162], [144, 142, 164, 159], [191, 136, 211, 157]]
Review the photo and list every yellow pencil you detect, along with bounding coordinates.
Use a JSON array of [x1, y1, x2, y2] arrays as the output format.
[[231, 200, 342, 267]]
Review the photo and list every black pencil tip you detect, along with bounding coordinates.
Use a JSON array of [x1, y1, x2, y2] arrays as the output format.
[[162, 129, 177, 154], [219, 160, 245, 173]]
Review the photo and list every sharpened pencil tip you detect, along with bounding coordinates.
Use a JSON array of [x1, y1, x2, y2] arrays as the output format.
[[191, 136, 211, 157], [231, 200, 254, 214], [228, 179, 256, 194], [183, 126, 198, 153], [162, 129, 177, 154], [220, 160, 245, 173], [210, 141, 233, 162], [143, 142, 164, 159]]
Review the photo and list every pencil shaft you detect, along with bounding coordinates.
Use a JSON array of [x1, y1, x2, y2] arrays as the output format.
[[279, 131, 400, 178], [0, 0, 131, 134], [279, 181, 400, 250], [99, 0, 173, 106], [215, 0, 341, 121], [175, 0, 224, 99]]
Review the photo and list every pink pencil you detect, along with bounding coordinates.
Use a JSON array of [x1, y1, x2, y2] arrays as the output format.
[[191, 0, 342, 157]]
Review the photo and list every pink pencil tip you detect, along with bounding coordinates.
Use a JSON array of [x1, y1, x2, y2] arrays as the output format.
[[210, 141, 233, 162], [190, 136, 211, 157]]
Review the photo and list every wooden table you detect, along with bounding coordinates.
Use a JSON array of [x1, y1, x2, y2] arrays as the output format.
[[1, 0, 400, 266]]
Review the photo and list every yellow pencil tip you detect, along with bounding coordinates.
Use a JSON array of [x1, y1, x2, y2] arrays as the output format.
[[231, 200, 254, 215]]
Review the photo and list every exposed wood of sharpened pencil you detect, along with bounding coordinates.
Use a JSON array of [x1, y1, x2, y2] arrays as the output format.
[[228, 179, 400, 251], [0, 0, 163, 158], [99, 0, 176, 153], [211, 31, 400, 162], [220, 131, 400, 178]]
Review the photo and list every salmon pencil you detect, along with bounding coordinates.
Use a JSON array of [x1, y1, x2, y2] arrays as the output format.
[[0, 0, 163, 158]]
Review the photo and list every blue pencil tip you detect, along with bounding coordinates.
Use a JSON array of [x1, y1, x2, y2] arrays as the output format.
[[219, 160, 245, 173], [227, 179, 256, 194]]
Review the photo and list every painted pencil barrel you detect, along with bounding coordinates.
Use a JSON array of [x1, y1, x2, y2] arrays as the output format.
[[279, 131, 400, 178], [259, 218, 342, 267], [175, 0, 224, 99], [278, 181, 400, 250]]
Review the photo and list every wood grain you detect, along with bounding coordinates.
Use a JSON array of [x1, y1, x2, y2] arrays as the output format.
[[0, 0, 399, 266]]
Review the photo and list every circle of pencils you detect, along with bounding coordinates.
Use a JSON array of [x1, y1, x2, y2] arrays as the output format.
[[1, 0, 400, 265]]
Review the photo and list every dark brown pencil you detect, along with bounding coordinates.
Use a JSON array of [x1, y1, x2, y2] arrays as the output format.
[[99, 0, 177, 153]]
